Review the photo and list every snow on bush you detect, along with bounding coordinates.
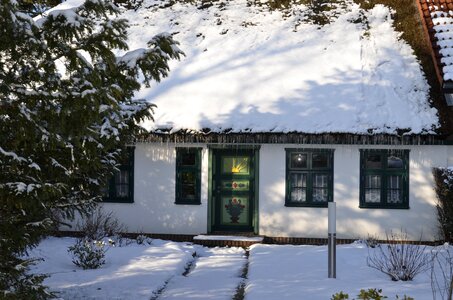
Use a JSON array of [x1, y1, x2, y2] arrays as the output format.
[[68, 238, 107, 270]]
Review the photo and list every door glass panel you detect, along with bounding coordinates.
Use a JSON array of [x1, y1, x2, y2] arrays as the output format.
[[221, 196, 249, 226], [221, 156, 250, 175], [221, 180, 249, 191]]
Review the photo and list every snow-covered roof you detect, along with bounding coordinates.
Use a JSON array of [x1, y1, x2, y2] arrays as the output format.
[[50, 0, 440, 134], [419, 0, 453, 82]]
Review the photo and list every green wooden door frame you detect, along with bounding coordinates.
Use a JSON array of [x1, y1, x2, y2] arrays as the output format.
[[207, 145, 260, 234]]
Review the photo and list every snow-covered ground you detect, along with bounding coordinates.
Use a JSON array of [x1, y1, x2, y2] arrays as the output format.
[[246, 243, 434, 300], [29, 237, 245, 300], [29, 237, 440, 299]]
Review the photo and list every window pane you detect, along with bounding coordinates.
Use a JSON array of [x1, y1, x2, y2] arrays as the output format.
[[387, 175, 402, 203], [313, 174, 328, 188], [365, 175, 380, 188], [182, 184, 196, 199], [291, 173, 307, 188], [115, 170, 129, 198], [387, 155, 403, 169], [387, 190, 402, 203], [290, 153, 308, 169], [181, 152, 196, 166], [365, 189, 381, 203], [291, 188, 306, 202], [181, 172, 196, 199], [313, 188, 328, 202], [312, 153, 328, 168], [365, 154, 382, 169], [387, 175, 401, 189], [182, 172, 195, 184]]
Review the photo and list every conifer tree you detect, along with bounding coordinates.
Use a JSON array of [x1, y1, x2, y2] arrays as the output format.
[[0, 0, 182, 298]]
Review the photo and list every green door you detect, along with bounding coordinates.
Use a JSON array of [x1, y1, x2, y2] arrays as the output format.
[[212, 149, 255, 232]]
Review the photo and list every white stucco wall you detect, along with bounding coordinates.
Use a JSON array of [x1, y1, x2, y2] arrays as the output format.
[[259, 144, 452, 240], [76, 142, 451, 240], [101, 143, 209, 235]]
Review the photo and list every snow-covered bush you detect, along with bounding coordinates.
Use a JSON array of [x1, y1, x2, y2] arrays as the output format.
[[433, 167, 453, 242], [68, 238, 107, 269], [136, 234, 152, 245], [431, 244, 453, 300], [367, 230, 430, 281], [331, 288, 413, 300]]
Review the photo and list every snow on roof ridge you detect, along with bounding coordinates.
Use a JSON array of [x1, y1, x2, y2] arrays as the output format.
[[45, 0, 440, 134]]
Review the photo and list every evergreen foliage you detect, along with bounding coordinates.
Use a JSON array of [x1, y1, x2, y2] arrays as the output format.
[[0, 0, 182, 297], [433, 167, 453, 242], [16, 0, 62, 17]]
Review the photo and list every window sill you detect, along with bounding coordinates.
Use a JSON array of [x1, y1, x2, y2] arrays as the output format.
[[285, 202, 329, 208], [175, 201, 202, 205], [102, 198, 133, 204], [359, 205, 409, 209]]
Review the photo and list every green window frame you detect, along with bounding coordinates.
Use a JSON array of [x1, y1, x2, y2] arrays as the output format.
[[175, 147, 202, 205], [285, 148, 334, 207], [103, 147, 134, 203], [359, 149, 409, 209]]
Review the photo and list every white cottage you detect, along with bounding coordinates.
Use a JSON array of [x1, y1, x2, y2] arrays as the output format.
[[71, 0, 453, 241]]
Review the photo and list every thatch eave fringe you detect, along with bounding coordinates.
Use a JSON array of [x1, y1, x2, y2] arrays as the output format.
[[137, 131, 452, 145]]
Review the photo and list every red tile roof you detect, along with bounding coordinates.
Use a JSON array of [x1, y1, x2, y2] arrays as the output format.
[[417, 0, 453, 85]]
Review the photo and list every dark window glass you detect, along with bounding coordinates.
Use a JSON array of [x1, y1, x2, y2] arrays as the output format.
[[312, 153, 329, 168], [103, 148, 134, 203], [387, 156, 403, 169], [176, 148, 201, 205], [365, 154, 381, 169], [291, 153, 308, 169], [181, 152, 196, 166]]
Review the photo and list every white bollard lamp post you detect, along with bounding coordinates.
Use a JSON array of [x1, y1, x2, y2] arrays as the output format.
[[328, 202, 336, 278]]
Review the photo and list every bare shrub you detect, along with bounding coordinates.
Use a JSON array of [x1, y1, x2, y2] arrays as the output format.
[[365, 233, 381, 249], [367, 230, 430, 281], [431, 244, 453, 300], [76, 206, 126, 241]]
